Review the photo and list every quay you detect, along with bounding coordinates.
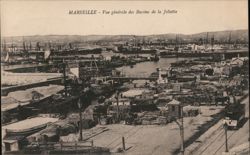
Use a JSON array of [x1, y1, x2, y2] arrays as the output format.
[[109, 75, 158, 81], [168, 49, 249, 58], [2, 63, 55, 73], [1, 77, 64, 96]]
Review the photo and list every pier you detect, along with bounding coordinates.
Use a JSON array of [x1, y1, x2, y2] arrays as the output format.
[[109, 75, 158, 81], [174, 49, 248, 58], [1, 77, 64, 96]]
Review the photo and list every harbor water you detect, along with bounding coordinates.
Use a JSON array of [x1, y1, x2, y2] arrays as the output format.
[[117, 57, 187, 76]]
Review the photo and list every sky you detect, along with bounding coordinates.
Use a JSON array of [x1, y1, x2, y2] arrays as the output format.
[[0, 0, 248, 37]]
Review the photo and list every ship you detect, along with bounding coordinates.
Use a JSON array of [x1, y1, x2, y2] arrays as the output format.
[[150, 54, 160, 61], [51, 48, 102, 56], [117, 45, 157, 54], [159, 51, 177, 58], [88, 73, 116, 96], [89, 82, 114, 96]]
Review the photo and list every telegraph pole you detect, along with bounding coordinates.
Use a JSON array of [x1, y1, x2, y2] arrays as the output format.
[[224, 123, 228, 152], [116, 91, 120, 122], [62, 62, 68, 97], [180, 104, 185, 155], [77, 98, 83, 141], [173, 103, 185, 155]]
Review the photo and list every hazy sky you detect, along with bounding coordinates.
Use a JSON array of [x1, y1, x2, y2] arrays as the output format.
[[1, 0, 248, 37]]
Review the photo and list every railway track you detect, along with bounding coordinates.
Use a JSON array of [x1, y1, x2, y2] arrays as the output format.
[[193, 125, 237, 155], [105, 125, 143, 149], [111, 126, 143, 149], [212, 130, 237, 155], [190, 96, 249, 155], [198, 128, 225, 155]]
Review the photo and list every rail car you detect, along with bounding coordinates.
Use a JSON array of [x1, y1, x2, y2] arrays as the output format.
[[223, 103, 245, 129]]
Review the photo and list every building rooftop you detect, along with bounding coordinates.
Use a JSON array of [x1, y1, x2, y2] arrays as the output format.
[[2, 116, 59, 140], [168, 99, 180, 105], [122, 89, 149, 98], [1, 85, 64, 111]]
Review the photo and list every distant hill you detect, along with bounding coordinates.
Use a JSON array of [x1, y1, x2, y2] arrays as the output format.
[[2, 29, 248, 45]]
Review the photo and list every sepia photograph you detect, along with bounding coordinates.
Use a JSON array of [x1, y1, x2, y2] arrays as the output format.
[[1, 0, 249, 155]]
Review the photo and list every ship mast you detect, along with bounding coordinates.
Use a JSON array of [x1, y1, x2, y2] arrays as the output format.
[[133, 35, 136, 47], [11, 42, 14, 52], [211, 34, 214, 51], [48, 41, 51, 50], [23, 37, 26, 52], [69, 42, 73, 49], [29, 42, 32, 50], [142, 36, 145, 46], [3, 40, 10, 63], [88, 55, 99, 78], [23, 37, 30, 58], [206, 32, 209, 49], [3, 40, 7, 51], [36, 42, 41, 51], [228, 31, 231, 49], [175, 34, 178, 49]]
